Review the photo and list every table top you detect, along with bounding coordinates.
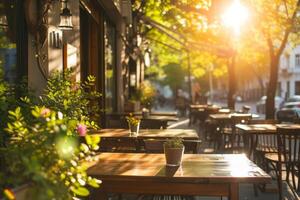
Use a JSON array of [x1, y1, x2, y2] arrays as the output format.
[[139, 115, 179, 122], [236, 123, 300, 134], [190, 104, 220, 109], [209, 113, 259, 120], [91, 128, 199, 139], [108, 111, 178, 117], [87, 153, 271, 183], [236, 124, 277, 134]]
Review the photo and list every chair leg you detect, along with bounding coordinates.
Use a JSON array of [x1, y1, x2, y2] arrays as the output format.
[[276, 162, 283, 200], [253, 183, 259, 197]]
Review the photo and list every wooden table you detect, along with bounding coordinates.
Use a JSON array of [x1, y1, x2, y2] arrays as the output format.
[[87, 153, 271, 200], [189, 104, 220, 125], [236, 123, 300, 157], [91, 129, 199, 153], [92, 128, 199, 139], [236, 124, 277, 134], [236, 123, 300, 134], [210, 113, 259, 121], [139, 115, 179, 121], [136, 111, 178, 117]]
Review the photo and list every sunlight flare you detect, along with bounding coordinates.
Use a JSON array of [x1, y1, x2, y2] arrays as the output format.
[[222, 0, 249, 35]]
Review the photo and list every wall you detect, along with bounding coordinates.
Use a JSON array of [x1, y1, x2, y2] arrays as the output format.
[[48, 0, 80, 80], [28, 0, 80, 96]]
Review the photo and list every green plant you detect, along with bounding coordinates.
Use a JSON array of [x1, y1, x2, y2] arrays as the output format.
[[0, 70, 102, 199], [164, 138, 184, 148], [140, 81, 156, 108], [42, 69, 101, 127], [126, 113, 141, 126], [1, 106, 100, 199]]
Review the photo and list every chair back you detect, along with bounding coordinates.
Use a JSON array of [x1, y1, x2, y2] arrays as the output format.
[[277, 127, 300, 163], [230, 114, 252, 134]]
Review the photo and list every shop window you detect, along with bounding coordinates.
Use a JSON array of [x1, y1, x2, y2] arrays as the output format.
[[0, 0, 27, 83]]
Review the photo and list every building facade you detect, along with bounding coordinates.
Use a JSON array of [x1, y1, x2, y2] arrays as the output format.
[[0, 0, 144, 127], [278, 45, 300, 99]]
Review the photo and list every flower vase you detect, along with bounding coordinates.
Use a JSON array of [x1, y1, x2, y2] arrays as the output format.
[[129, 122, 140, 136]]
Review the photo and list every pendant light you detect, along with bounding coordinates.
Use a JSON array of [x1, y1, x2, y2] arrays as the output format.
[[58, 0, 73, 30]]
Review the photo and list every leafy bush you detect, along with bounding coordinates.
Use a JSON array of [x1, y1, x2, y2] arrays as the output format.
[[0, 69, 102, 199], [41, 69, 101, 126], [2, 106, 100, 199]]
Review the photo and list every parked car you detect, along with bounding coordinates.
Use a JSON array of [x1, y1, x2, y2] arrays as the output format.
[[285, 95, 300, 103], [256, 96, 284, 114], [276, 95, 300, 122]]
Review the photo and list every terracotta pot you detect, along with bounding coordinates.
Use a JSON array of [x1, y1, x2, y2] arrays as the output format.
[[164, 146, 184, 166]]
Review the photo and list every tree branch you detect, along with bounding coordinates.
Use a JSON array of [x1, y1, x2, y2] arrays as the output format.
[[277, 0, 300, 57], [283, 0, 290, 18]]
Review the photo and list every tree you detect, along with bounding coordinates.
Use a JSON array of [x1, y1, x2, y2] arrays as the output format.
[[245, 0, 300, 118], [161, 62, 187, 95]]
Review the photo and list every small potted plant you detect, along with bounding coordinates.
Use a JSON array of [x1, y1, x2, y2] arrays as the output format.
[[164, 138, 185, 166], [126, 113, 141, 136]]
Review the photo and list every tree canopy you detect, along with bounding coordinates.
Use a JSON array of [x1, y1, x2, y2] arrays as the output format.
[[133, 0, 300, 116]]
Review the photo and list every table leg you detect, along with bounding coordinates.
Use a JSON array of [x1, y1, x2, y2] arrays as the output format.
[[229, 183, 239, 200]]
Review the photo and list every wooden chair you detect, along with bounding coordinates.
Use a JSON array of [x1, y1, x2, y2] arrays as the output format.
[[264, 127, 300, 200], [222, 114, 252, 153], [247, 119, 279, 174]]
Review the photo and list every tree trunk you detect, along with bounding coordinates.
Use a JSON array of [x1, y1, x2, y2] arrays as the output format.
[[265, 56, 279, 119], [227, 56, 236, 110]]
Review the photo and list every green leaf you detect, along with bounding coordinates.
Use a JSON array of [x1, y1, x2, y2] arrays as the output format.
[[80, 143, 89, 153], [87, 178, 101, 188], [71, 186, 90, 196]]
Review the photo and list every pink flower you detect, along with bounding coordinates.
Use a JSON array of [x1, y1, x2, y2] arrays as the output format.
[[40, 108, 51, 117], [77, 124, 87, 136]]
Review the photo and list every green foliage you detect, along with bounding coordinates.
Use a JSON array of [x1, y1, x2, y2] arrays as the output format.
[[126, 113, 141, 126], [161, 62, 186, 92], [164, 137, 184, 148], [42, 69, 101, 128], [0, 69, 102, 199], [139, 80, 156, 108], [1, 106, 100, 199]]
